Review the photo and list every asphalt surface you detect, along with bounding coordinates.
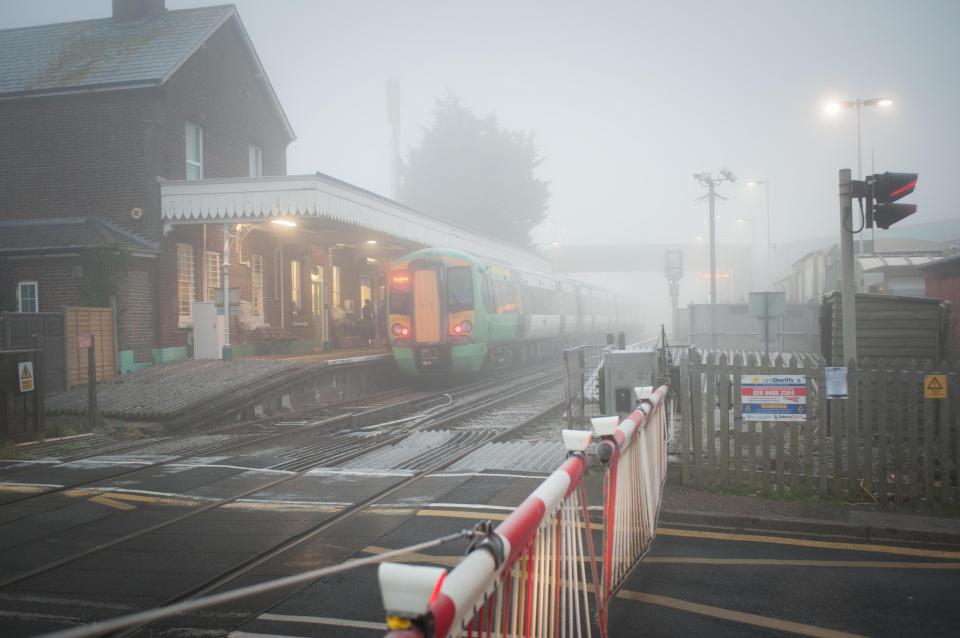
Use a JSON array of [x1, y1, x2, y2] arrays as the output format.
[[1, 430, 959, 637]]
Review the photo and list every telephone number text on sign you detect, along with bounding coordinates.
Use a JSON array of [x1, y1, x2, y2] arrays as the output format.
[[740, 374, 807, 422]]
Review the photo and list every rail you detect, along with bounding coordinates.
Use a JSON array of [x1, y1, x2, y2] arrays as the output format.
[[379, 384, 670, 638]]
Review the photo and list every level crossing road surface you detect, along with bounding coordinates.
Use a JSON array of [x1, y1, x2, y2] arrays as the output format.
[[232, 504, 960, 638], [2, 459, 958, 637]]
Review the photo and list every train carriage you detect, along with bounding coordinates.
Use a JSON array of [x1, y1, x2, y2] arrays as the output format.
[[388, 247, 630, 375]]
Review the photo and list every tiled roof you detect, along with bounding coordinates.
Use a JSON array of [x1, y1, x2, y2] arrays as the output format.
[[0, 6, 233, 96], [0, 217, 158, 254], [0, 5, 293, 138]]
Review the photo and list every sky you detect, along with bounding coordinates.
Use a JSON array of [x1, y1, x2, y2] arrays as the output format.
[[2, 0, 958, 326], [2, 0, 956, 249]]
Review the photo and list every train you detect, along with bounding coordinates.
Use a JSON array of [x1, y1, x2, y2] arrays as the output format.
[[387, 247, 638, 375]]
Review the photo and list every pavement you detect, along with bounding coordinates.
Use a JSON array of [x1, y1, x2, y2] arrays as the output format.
[[660, 477, 960, 547], [43, 348, 391, 421]]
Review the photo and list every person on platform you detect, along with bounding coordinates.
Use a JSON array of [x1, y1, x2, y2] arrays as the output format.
[[362, 299, 375, 348]]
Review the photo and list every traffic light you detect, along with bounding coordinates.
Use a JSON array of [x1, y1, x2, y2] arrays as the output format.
[[866, 172, 918, 229]]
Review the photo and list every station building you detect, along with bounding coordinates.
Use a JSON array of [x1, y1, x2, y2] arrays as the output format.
[[0, 0, 549, 374]]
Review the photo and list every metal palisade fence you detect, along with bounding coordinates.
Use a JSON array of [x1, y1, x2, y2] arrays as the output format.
[[676, 349, 959, 509], [379, 385, 670, 638]]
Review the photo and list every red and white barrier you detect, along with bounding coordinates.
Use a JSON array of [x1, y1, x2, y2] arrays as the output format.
[[382, 385, 670, 638]]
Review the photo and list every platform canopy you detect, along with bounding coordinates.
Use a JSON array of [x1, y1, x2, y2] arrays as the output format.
[[161, 173, 552, 273]]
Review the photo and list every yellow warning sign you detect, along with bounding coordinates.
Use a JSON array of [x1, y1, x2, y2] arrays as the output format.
[[925, 374, 947, 400], [18, 361, 34, 392]]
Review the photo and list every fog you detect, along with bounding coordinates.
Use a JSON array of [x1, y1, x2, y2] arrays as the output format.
[[3, 0, 958, 329]]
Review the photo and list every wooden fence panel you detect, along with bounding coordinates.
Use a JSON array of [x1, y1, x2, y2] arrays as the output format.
[[64, 307, 115, 388], [677, 350, 958, 508], [691, 351, 703, 484], [719, 352, 730, 486], [862, 361, 874, 496], [846, 359, 859, 499], [732, 353, 743, 488], [877, 368, 889, 505], [705, 353, 716, 486], [679, 349, 691, 485]]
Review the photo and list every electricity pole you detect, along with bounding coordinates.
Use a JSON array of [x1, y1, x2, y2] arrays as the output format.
[[694, 169, 736, 351]]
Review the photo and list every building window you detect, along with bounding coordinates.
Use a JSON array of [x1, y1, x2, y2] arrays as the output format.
[[248, 144, 263, 177], [252, 254, 264, 318], [177, 243, 195, 325], [17, 281, 38, 313], [290, 259, 301, 314], [205, 251, 221, 300], [185, 122, 203, 180]]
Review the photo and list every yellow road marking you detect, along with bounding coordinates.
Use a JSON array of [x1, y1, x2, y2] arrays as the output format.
[[222, 501, 343, 513], [415, 509, 960, 560], [644, 557, 960, 569], [657, 527, 960, 560], [617, 590, 866, 638], [89, 494, 136, 511], [68, 490, 200, 509], [362, 545, 461, 568], [0, 483, 53, 494], [417, 509, 509, 522]]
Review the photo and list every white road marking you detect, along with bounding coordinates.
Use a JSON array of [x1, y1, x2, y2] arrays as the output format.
[[166, 463, 297, 475]]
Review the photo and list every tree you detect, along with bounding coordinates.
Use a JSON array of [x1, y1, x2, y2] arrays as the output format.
[[402, 95, 550, 247]]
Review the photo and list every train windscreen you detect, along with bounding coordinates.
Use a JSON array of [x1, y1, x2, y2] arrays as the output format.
[[446, 266, 474, 311], [389, 271, 411, 315]]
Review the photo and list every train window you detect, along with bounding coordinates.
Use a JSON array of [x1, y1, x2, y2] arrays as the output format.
[[447, 266, 474, 311], [389, 270, 411, 315]]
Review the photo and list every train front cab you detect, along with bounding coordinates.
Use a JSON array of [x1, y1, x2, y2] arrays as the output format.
[[388, 256, 486, 374]]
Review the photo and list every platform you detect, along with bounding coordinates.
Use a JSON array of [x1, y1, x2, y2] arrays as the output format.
[[45, 348, 391, 422]]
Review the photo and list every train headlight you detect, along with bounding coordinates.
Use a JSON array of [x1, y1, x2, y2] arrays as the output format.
[[401, 327, 410, 337], [459, 320, 473, 334], [392, 323, 409, 337]]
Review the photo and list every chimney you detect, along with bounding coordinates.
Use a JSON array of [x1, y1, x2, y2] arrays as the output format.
[[112, 0, 166, 22]]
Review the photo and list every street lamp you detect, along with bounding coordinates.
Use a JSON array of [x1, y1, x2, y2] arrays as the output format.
[[824, 97, 893, 254], [694, 168, 736, 350], [823, 97, 893, 179]]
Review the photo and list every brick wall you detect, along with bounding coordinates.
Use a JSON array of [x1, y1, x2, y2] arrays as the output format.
[[3, 257, 84, 312], [1, 13, 292, 355], [0, 90, 155, 237], [118, 261, 156, 362]]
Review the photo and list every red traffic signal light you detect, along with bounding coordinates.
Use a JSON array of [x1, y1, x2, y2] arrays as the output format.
[[867, 172, 918, 229]]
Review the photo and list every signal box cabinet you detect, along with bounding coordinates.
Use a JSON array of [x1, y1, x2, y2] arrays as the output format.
[[599, 349, 659, 416]]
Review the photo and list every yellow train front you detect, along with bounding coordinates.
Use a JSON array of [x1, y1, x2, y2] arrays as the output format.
[[388, 247, 628, 376], [387, 248, 488, 374]]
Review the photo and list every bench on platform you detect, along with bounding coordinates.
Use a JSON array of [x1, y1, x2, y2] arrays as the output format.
[[253, 326, 295, 354]]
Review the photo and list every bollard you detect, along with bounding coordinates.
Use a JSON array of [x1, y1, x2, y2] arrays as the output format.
[[87, 334, 98, 428]]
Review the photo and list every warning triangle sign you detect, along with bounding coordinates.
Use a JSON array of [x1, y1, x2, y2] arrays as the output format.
[[20, 366, 31, 380], [927, 377, 943, 390]]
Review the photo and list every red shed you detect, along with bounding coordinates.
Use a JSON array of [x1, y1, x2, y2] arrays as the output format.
[[921, 252, 960, 355]]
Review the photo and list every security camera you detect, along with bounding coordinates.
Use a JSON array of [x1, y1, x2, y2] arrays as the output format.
[[720, 167, 737, 183]]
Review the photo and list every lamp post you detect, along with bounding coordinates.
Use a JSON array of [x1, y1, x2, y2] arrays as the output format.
[[824, 97, 893, 252], [694, 168, 736, 351]]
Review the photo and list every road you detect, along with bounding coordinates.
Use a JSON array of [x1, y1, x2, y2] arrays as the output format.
[[610, 525, 960, 637]]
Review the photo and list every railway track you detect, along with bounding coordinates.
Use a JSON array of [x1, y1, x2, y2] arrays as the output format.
[[0, 363, 558, 509], [0, 362, 564, 615]]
